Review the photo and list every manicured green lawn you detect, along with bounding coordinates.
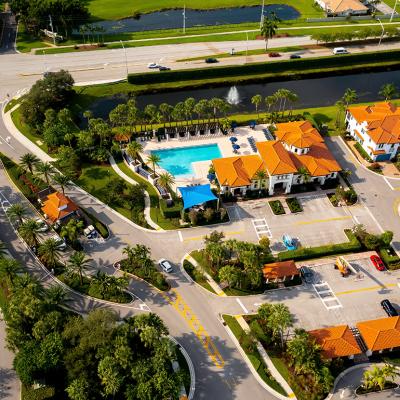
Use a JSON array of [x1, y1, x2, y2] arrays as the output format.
[[16, 25, 51, 53], [87, 0, 319, 21]]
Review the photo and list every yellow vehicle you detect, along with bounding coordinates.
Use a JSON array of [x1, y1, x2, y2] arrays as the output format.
[[335, 257, 351, 277]]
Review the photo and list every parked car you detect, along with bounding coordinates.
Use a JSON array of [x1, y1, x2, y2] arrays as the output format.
[[290, 54, 301, 59], [300, 266, 314, 284], [35, 217, 49, 232], [158, 66, 171, 71], [147, 62, 160, 69], [268, 52, 281, 57], [370, 254, 385, 271], [381, 299, 398, 317], [333, 47, 348, 55], [158, 258, 173, 273], [205, 58, 218, 63]]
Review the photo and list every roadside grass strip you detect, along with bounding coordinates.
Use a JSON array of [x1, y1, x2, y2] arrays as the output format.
[[162, 289, 225, 369], [252, 218, 272, 239], [312, 282, 343, 310]]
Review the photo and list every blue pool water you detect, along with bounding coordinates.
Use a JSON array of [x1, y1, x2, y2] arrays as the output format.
[[152, 144, 222, 178]]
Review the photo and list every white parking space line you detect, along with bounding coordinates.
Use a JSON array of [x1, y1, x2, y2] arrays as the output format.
[[178, 230, 183, 242], [251, 218, 272, 239], [313, 282, 343, 310], [384, 176, 395, 190], [236, 298, 249, 314]]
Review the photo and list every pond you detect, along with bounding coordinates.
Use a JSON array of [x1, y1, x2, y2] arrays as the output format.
[[77, 5, 300, 34], [84, 70, 400, 122]]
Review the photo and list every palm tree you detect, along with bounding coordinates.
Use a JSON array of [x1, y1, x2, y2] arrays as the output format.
[[157, 172, 175, 193], [260, 14, 279, 51], [254, 170, 267, 193], [251, 94, 263, 119], [60, 219, 84, 244], [20, 153, 39, 174], [45, 285, 68, 307], [53, 173, 70, 195], [91, 271, 113, 299], [342, 88, 358, 108], [297, 166, 311, 184], [126, 141, 143, 162], [0, 258, 22, 285], [19, 219, 41, 247], [83, 110, 93, 123], [184, 97, 196, 126], [159, 103, 171, 128], [38, 238, 62, 268], [36, 161, 55, 186], [144, 104, 158, 130], [335, 99, 346, 129], [64, 133, 75, 147], [379, 83, 398, 100], [362, 365, 398, 392], [265, 95, 277, 115], [67, 251, 93, 285], [0, 241, 7, 258], [147, 153, 161, 176], [7, 204, 27, 225]]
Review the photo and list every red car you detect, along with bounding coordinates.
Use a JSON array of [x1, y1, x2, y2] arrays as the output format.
[[370, 255, 385, 271], [268, 52, 281, 57]]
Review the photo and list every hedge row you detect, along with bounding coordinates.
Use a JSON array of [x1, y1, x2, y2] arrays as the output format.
[[277, 230, 362, 262], [160, 199, 182, 219], [380, 248, 400, 270], [354, 142, 373, 162], [128, 49, 400, 85]]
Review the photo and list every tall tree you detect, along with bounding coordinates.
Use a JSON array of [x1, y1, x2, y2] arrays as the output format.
[[35, 161, 55, 186], [20, 153, 39, 175], [53, 173, 71, 195], [7, 204, 27, 225], [379, 83, 398, 100], [38, 238, 62, 268], [147, 153, 161, 176], [0, 258, 22, 285], [157, 172, 174, 193], [251, 94, 263, 119], [342, 88, 358, 107], [67, 251, 93, 286], [260, 13, 279, 51], [60, 219, 84, 245], [18, 219, 41, 247], [125, 141, 143, 162]]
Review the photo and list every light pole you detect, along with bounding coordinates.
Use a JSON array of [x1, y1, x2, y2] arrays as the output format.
[[245, 32, 249, 64], [376, 18, 385, 46], [260, 0, 265, 29], [390, 0, 398, 22], [120, 40, 128, 78]]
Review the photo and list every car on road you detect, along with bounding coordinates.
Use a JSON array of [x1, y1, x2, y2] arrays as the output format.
[[333, 47, 348, 55], [35, 218, 49, 232], [370, 254, 385, 271], [147, 62, 160, 69], [158, 66, 171, 71], [290, 54, 301, 59], [381, 299, 398, 317], [300, 266, 314, 284], [205, 58, 218, 63], [268, 52, 281, 57], [158, 258, 173, 273]]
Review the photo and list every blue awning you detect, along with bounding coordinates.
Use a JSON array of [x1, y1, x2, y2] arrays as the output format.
[[178, 184, 218, 210]]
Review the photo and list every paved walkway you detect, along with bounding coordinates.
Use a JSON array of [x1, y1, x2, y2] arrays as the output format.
[[109, 155, 162, 230], [375, 1, 396, 15]]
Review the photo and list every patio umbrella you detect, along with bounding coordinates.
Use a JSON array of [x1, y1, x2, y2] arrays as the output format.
[[229, 136, 238, 142], [232, 144, 240, 150]]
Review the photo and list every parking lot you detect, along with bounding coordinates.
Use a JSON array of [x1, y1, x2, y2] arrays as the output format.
[[226, 193, 380, 252], [293, 252, 400, 330]]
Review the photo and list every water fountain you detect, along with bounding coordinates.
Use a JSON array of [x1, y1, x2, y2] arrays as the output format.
[[226, 86, 240, 105]]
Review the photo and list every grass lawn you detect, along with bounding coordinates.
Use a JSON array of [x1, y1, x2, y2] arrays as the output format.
[[87, 0, 319, 21], [222, 315, 287, 396], [11, 107, 48, 153], [16, 24, 52, 53], [183, 259, 217, 294]]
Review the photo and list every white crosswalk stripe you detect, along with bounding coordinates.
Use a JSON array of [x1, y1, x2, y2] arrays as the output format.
[[251, 218, 272, 239]]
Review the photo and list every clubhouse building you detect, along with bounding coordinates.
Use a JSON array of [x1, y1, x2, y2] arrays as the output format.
[[346, 102, 400, 162], [212, 121, 341, 196]]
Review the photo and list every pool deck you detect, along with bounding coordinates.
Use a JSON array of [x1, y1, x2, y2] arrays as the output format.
[[141, 124, 270, 188]]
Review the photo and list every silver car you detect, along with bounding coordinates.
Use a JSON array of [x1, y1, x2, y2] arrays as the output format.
[[158, 259, 173, 273]]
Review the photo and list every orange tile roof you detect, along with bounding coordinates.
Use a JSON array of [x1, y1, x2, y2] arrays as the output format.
[[41, 192, 79, 223], [325, 0, 368, 12], [309, 325, 361, 359], [357, 317, 400, 351], [348, 102, 400, 145], [274, 121, 324, 149], [257, 140, 298, 175], [367, 146, 386, 156], [262, 260, 299, 280], [212, 155, 265, 187]]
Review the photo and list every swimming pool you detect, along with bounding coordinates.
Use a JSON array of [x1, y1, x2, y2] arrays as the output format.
[[152, 144, 222, 178]]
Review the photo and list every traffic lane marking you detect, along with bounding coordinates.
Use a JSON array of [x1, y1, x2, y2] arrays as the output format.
[[295, 216, 352, 226], [236, 298, 248, 314], [335, 283, 397, 296]]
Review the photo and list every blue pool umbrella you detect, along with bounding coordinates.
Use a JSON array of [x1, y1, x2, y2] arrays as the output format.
[[233, 144, 240, 150], [229, 136, 238, 142], [178, 184, 218, 210]]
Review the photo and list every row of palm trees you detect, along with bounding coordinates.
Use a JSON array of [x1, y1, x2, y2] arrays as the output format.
[[19, 152, 71, 195], [251, 89, 299, 119]]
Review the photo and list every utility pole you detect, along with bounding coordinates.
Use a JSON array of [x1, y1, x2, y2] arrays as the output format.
[[49, 15, 56, 45], [260, 0, 265, 29], [120, 40, 128, 78], [390, 0, 398, 22], [183, 4, 186, 35], [245, 32, 249, 64]]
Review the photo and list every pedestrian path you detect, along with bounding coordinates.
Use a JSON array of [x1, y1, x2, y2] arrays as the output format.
[[109, 156, 162, 231]]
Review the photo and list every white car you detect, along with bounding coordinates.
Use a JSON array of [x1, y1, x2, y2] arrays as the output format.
[[35, 218, 49, 232], [158, 258, 173, 273], [147, 62, 160, 69], [333, 47, 348, 55], [55, 239, 67, 251]]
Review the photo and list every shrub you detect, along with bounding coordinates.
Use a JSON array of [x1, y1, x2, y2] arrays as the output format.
[[21, 384, 55, 400], [160, 199, 182, 219], [286, 197, 303, 213], [354, 142, 373, 162], [269, 200, 285, 215]]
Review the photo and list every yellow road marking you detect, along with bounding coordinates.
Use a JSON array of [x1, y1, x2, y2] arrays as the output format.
[[162, 289, 225, 368], [335, 283, 397, 296], [295, 216, 352, 226], [183, 230, 244, 242], [393, 198, 400, 216], [288, 393, 296, 398]]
